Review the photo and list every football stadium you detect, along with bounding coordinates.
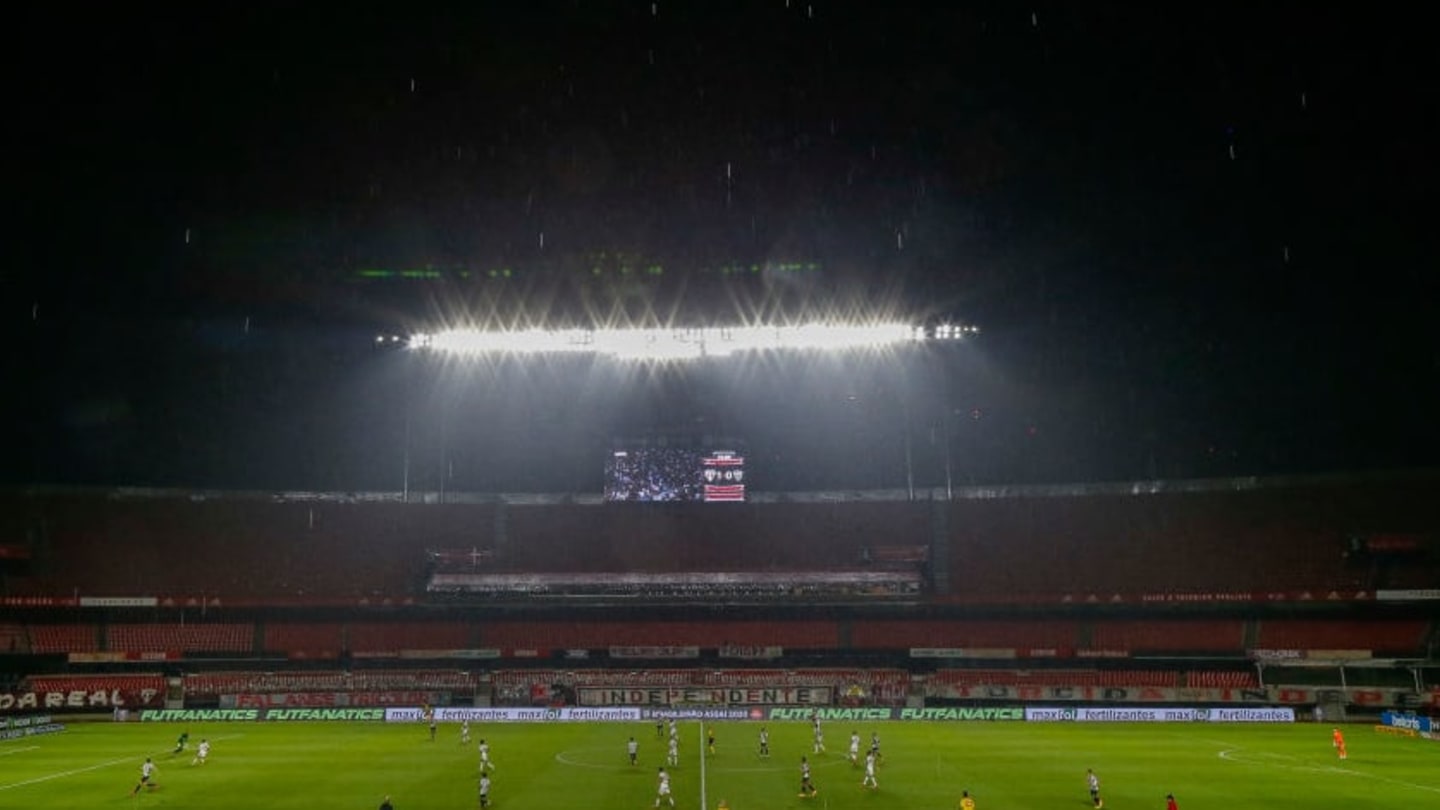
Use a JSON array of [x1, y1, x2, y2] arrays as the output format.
[[3, 422, 1438, 808], [9, 5, 1439, 810]]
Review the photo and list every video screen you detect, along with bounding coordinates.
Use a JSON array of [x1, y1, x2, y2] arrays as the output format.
[[605, 449, 746, 502]]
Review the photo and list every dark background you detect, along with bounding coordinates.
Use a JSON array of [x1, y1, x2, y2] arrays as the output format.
[[8, 3, 1437, 492]]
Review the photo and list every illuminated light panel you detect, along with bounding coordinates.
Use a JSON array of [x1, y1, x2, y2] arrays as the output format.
[[409, 322, 939, 361]]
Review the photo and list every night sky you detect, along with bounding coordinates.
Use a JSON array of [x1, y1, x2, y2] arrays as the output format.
[[9, 3, 1438, 492]]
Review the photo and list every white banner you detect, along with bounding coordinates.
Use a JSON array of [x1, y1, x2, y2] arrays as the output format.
[[1200, 707, 1295, 723], [1025, 706, 1294, 723], [911, 648, 1017, 659], [1376, 589, 1440, 601], [718, 645, 783, 660], [398, 649, 502, 659], [609, 646, 700, 659], [1075, 707, 1197, 722], [384, 707, 642, 723], [77, 596, 158, 607], [1248, 649, 1305, 660]]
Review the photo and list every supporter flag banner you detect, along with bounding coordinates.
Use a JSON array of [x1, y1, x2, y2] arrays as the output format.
[[930, 683, 1429, 707], [219, 691, 443, 709], [1, 688, 162, 713], [579, 686, 833, 706], [718, 645, 783, 660], [609, 646, 700, 659]]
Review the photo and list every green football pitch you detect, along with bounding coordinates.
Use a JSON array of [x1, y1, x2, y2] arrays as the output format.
[[2, 719, 1436, 809]]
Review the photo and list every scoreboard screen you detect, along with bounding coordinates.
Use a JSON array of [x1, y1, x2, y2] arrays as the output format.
[[605, 449, 746, 503], [701, 451, 746, 502]]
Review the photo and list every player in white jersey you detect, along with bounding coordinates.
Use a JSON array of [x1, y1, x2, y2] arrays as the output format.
[[668, 719, 678, 741], [628, 736, 640, 765], [667, 734, 679, 766], [758, 726, 770, 758], [460, 719, 471, 744], [799, 756, 818, 797], [862, 750, 878, 789], [812, 714, 826, 753], [191, 739, 210, 766], [1087, 769, 1102, 808], [479, 774, 492, 808], [478, 739, 495, 772], [848, 731, 860, 765], [132, 758, 157, 795], [654, 767, 676, 807]]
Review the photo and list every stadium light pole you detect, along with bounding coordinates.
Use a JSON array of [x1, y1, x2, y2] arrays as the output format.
[[402, 393, 412, 503], [903, 392, 915, 501], [942, 409, 954, 501]]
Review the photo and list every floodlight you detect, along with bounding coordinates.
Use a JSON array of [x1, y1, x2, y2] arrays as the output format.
[[404, 319, 967, 361]]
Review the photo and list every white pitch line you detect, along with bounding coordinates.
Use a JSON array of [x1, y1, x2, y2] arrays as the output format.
[[0, 754, 135, 791], [1218, 747, 1440, 795], [0, 746, 39, 757], [699, 721, 708, 810], [0, 732, 245, 792]]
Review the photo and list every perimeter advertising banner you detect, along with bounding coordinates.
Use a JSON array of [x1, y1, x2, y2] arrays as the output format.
[[0, 723, 65, 741], [142, 708, 387, 722], [1380, 711, 1433, 733], [384, 707, 644, 723], [765, 706, 1024, 721], [1024, 706, 1294, 723], [931, 683, 1431, 707]]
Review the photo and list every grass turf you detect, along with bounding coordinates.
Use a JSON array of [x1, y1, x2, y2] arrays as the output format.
[[2, 719, 1436, 809]]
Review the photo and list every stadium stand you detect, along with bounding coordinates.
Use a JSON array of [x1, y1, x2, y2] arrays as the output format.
[[23, 673, 166, 695], [1088, 620, 1246, 653], [107, 623, 253, 654], [1185, 671, 1260, 688], [1, 472, 1435, 720], [27, 624, 101, 653], [261, 622, 345, 657], [849, 619, 1080, 651], [478, 619, 841, 649], [1254, 620, 1428, 655], [0, 622, 27, 654], [347, 621, 473, 652]]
